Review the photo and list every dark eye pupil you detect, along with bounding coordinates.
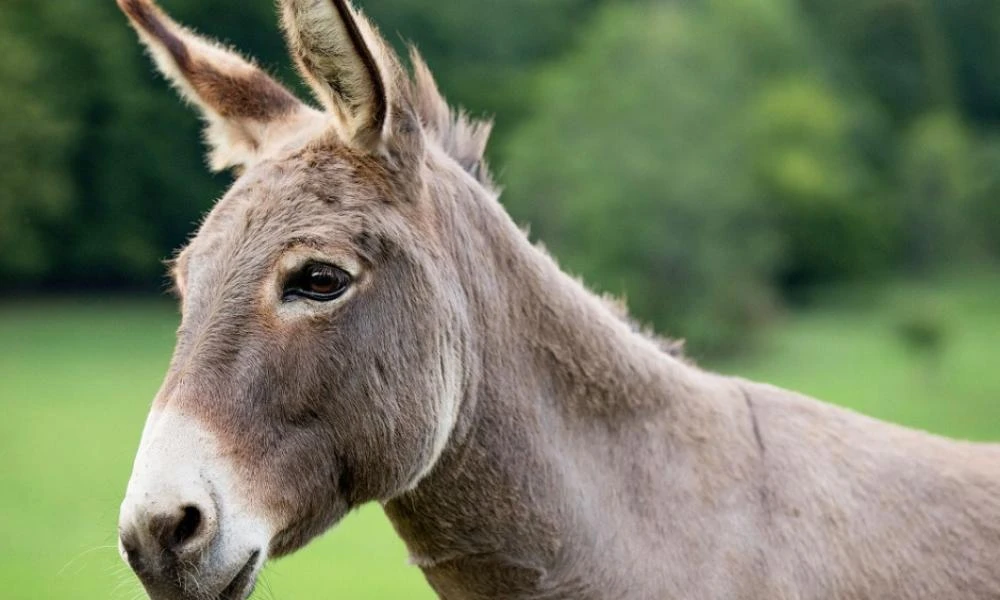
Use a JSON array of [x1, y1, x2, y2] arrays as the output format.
[[309, 268, 336, 292], [283, 263, 351, 301]]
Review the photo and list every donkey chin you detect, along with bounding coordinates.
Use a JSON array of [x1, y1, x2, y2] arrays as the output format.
[[118, 409, 271, 600]]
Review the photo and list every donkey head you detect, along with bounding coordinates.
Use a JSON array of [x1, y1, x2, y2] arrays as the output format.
[[116, 1, 488, 598]]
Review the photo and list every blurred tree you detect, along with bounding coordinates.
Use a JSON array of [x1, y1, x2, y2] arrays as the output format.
[[970, 136, 1000, 259], [502, 1, 797, 355], [798, 0, 957, 124], [0, 0, 997, 329], [0, 1, 234, 290], [896, 112, 979, 270], [747, 78, 891, 285], [932, 0, 1000, 125], [0, 0, 604, 292], [0, 8, 75, 280], [364, 0, 602, 143]]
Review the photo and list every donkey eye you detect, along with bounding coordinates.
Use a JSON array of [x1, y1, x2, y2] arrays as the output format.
[[283, 263, 352, 302]]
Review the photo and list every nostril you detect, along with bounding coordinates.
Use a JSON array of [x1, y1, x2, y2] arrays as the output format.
[[172, 505, 203, 548], [149, 503, 208, 555]]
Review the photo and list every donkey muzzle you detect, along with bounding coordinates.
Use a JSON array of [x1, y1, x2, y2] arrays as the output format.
[[118, 409, 270, 600]]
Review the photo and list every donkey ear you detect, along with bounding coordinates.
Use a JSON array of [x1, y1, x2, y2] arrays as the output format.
[[117, 0, 320, 172], [280, 0, 414, 155]]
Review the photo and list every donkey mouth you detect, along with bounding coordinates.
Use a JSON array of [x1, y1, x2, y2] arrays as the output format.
[[218, 550, 261, 600]]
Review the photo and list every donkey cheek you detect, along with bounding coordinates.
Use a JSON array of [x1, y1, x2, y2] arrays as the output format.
[[263, 465, 352, 557]]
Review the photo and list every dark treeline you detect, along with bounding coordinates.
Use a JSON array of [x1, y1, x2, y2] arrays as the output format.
[[1, 0, 998, 354]]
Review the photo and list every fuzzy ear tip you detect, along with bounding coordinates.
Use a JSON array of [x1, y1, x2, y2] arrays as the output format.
[[117, 0, 172, 38], [118, 0, 194, 70], [116, 0, 149, 20], [117, 0, 161, 34]]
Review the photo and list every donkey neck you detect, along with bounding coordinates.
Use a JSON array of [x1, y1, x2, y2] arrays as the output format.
[[384, 162, 747, 598], [439, 158, 696, 418]]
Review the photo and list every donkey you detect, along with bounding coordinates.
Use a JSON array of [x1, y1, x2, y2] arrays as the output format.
[[115, 0, 1000, 598]]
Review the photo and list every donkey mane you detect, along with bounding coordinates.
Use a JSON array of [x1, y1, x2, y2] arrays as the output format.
[[408, 49, 496, 191], [410, 54, 688, 357], [597, 291, 688, 358], [409, 47, 692, 358]]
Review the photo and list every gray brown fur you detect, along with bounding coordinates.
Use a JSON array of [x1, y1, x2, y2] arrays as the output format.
[[118, 0, 1000, 598]]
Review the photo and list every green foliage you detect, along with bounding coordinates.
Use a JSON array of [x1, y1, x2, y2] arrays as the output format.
[[971, 136, 1000, 257], [895, 112, 981, 270], [930, 0, 1000, 123], [0, 9, 75, 279], [0, 2, 232, 288], [0, 0, 600, 291], [748, 78, 890, 283], [500, 0, 999, 354], [0, 0, 998, 354], [363, 0, 598, 135], [502, 0, 893, 353], [798, 0, 957, 121]]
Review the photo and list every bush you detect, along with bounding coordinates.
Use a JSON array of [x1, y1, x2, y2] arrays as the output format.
[[895, 113, 981, 270], [501, 3, 792, 356], [969, 135, 1000, 260], [747, 78, 890, 284], [0, 10, 75, 280]]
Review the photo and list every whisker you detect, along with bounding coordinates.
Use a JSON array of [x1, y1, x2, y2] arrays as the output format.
[[256, 570, 278, 600], [57, 544, 119, 577], [110, 573, 141, 599]]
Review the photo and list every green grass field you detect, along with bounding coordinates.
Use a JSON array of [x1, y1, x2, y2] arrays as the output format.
[[1, 273, 997, 599]]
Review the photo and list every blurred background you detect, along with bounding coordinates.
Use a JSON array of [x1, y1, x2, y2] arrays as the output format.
[[0, 0, 998, 598]]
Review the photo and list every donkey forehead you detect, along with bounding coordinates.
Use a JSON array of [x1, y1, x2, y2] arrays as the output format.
[[183, 148, 412, 266]]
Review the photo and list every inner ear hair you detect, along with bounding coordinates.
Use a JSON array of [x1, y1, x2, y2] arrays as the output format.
[[118, 0, 314, 171], [280, 0, 401, 150]]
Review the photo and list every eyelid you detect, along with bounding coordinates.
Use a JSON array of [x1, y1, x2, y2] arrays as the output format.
[[277, 248, 361, 280]]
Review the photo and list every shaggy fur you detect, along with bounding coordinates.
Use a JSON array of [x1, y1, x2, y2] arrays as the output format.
[[117, 1, 1000, 599]]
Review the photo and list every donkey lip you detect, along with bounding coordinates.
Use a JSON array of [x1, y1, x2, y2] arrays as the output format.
[[217, 549, 260, 600]]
